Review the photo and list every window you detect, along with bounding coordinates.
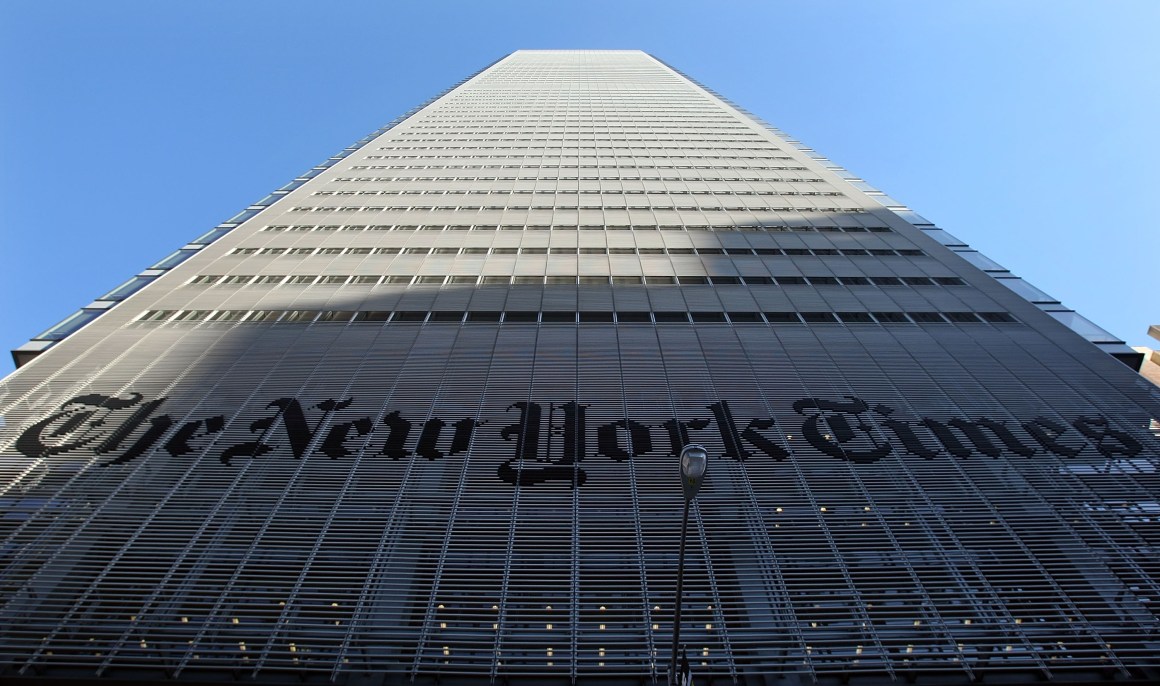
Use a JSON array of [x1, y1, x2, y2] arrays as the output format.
[[578, 311, 614, 322], [504, 311, 539, 322], [209, 310, 245, 321], [353, 311, 391, 322], [909, 312, 946, 323], [392, 311, 427, 322], [140, 310, 176, 321], [764, 312, 800, 323], [466, 311, 502, 322]]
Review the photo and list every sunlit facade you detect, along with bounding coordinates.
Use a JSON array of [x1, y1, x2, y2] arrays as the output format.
[[2, 50, 1158, 685]]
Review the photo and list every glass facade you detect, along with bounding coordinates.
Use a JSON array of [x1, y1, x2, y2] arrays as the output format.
[[1, 51, 1158, 685]]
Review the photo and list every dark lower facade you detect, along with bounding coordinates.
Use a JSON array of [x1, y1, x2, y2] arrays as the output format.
[[2, 316, 1159, 685]]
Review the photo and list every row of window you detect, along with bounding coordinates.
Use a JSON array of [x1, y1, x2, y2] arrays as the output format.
[[376, 143, 776, 151], [380, 136, 765, 143], [332, 175, 823, 183], [400, 125, 753, 132], [139, 308, 1017, 325], [311, 189, 843, 198], [286, 204, 863, 213], [349, 164, 810, 172], [363, 153, 795, 161], [188, 273, 965, 287], [260, 222, 887, 234], [230, 246, 926, 258]]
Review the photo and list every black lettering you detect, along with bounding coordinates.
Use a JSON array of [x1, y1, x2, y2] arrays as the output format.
[[500, 401, 541, 462], [498, 402, 587, 487], [882, 419, 940, 459], [597, 419, 652, 461], [320, 417, 374, 459], [661, 418, 711, 456], [377, 410, 413, 459], [793, 397, 892, 464], [707, 401, 751, 461], [94, 398, 169, 455], [220, 397, 352, 465], [1022, 417, 1083, 457], [15, 393, 145, 458], [447, 417, 480, 456], [920, 417, 1037, 458], [739, 418, 789, 460], [101, 415, 174, 466], [1072, 417, 1142, 459], [405, 417, 481, 461], [165, 416, 226, 456]]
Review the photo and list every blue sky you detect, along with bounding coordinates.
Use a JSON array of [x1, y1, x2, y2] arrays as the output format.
[[2, 1, 1158, 368]]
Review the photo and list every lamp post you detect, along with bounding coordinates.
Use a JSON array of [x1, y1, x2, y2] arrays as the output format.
[[669, 443, 708, 686]]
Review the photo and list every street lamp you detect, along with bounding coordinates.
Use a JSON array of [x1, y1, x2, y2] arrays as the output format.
[[669, 443, 708, 685]]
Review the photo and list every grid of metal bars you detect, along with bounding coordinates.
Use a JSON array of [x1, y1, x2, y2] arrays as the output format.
[[1, 50, 1159, 685]]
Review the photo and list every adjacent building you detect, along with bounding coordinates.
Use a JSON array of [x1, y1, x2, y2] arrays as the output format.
[[2, 50, 1158, 685]]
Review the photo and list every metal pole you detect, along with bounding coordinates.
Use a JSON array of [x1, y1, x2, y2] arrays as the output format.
[[668, 497, 691, 685]]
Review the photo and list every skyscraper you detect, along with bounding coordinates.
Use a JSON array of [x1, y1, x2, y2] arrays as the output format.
[[2, 49, 1158, 685]]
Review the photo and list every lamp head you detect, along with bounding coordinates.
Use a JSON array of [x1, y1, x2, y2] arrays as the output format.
[[679, 444, 708, 500]]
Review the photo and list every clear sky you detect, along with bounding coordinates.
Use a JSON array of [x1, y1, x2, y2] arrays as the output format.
[[2, 1, 1158, 369]]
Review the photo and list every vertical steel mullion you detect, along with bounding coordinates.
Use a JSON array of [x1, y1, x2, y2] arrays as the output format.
[[407, 322, 495, 679], [491, 323, 540, 681]]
